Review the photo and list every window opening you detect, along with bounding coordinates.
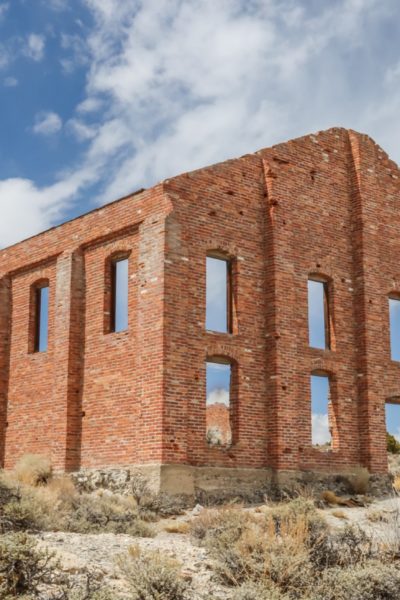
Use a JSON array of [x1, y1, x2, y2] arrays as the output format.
[[111, 258, 129, 332], [308, 279, 330, 349], [206, 360, 232, 446], [386, 400, 400, 456], [389, 298, 400, 361], [206, 256, 232, 333], [34, 285, 49, 352], [311, 374, 331, 449]]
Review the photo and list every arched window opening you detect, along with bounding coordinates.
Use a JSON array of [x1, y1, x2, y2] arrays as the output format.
[[388, 297, 400, 361], [206, 356, 237, 447], [206, 252, 234, 333], [311, 372, 333, 451], [308, 278, 331, 350], [104, 252, 130, 334], [386, 398, 400, 461], [30, 280, 49, 353]]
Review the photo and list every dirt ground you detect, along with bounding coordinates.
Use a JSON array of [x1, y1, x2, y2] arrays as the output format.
[[33, 495, 400, 599]]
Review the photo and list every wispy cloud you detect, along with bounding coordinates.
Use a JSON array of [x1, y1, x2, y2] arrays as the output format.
[[67, 118, 96, 141], [1, 0, 400, 248], [0, 2, 8, 19], [312, 413, 331, 446], [23, 33, 46, 62], [3, 75, 17, 87], [45, 0, 68, 11], [32, 111, 62, 135], [60, 32, 89, 73], [207, 388, 230, 407]]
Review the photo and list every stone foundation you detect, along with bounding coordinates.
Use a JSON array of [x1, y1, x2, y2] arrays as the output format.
[[70, 464, 393, 502]]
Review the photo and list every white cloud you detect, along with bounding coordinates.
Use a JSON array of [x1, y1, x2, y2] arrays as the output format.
[[77, 97, 103, 113], [32, 111, 62, 136], [0, 2, 8, 19], [24, 34, 45, 62], [0, 44, 9, 69], [2, 0, 400, 247], [45, 0, 68, 10], [3, 76, 17, 87], [207, 388, 230, 407], [312, 413, 331, 446], [67, 118, 97, 141], [60, 33, 89, 73]]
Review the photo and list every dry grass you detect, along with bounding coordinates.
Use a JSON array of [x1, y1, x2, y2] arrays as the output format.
[[12, 453, 52, 486], [345, 467, 370, 494], [367, 509, 389, 523], [0, 462, 154, 537], [393, 474, 400, 492], [331, 510, 348, 520], [190, 497, 400, 599], [117, 544, 188, 600], [163, 521, 190, 534], [321, 490, 341, 505]]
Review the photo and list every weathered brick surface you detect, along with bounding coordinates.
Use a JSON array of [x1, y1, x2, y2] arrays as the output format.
[[0, 127, 398, 477]]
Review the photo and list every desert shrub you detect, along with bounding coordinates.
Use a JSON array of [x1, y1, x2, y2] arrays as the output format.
[[60, 572, 117, 600], [232, 581, 290, 600], [193, 497, 391, 599], [0, 532, 55, 596], [313, 560, 400, 600], [207, 504, 316, 590], [117, 544, 188, 600], [0, 472, 154, 537], [387, 432, 400, 454], [63, 492, 154, 536], [393, 474, 400, 493], [163, 521, 190, 534], [68, 589, 116, 600], [1, 495, 46, 532], [344, 467, 370, 494], [310, 525, 373, 571], [190, 504, 253, 546], [13, 454, 53, 486], [191, 499, 321, 590], [131, 474, 186, 520]]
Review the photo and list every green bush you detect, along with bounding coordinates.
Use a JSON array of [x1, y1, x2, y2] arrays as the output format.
[[387, 432, 400, 454]]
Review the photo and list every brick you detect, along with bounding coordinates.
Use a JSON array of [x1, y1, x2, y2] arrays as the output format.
[[0, 127, 397, 478]]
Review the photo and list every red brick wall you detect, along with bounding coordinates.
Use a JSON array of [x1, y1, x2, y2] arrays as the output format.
[[206, 403, 231, 446], [0, 127, 398, 475]]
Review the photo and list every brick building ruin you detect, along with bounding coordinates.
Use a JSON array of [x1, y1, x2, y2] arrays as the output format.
[[0, 127, 399, 496]]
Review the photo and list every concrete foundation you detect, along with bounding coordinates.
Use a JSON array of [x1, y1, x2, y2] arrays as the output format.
[[71, 464, 393, 501]]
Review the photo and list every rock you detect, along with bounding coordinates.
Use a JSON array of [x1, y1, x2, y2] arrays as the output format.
[[191, 503, 204, 516]]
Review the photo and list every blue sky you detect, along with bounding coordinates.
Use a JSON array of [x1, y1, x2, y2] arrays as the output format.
[[1, 0, 400, 445], [1, 0, 400, 248]]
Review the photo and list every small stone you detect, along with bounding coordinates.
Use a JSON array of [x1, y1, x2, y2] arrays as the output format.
[[191, 503, 204, 516]]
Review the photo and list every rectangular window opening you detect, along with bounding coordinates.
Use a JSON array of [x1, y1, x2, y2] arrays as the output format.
[[308, 279, 330, 349], [386, 401, 400, 457], [111, 258, 129, 333], [206, 256, 232, 333], [35, 286, 49, 353], [389, 298, 400, 361], [311, 374, 332, 450], [206, 361, 232, 447]]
